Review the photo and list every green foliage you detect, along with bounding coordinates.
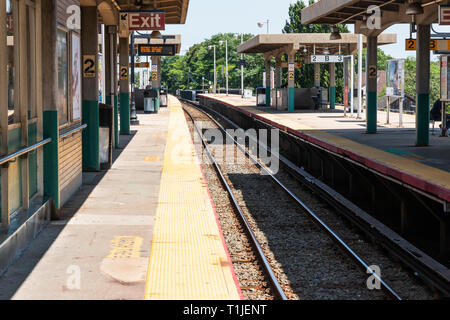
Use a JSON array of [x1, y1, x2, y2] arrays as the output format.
[[161, 33, 265, 94], [282, 0, 349, 103], [354, 48, 394, 72], [283, 0, 348, 34], [404, 57, 440, 104]]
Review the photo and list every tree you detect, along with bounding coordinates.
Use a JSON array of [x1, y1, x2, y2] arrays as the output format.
[[404, 57, 440, 107], [161, 33, 265, 94], [283, 0, 349, 103]]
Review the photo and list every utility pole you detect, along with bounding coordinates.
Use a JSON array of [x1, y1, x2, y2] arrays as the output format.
[[241, 34, 244, 97]]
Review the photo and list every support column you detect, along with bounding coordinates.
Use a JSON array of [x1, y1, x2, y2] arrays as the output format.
[[275, 56, 281, 109], [119, 36, 130, 135], [113, 32, 119, 148], [41, 0, 60, 212], [0, 0, 9, 225], [416, 24, 430, 146], [81, 6, 99, 171], [104, 26, 118, 148], [314, 63, 320, 88], [154, 56, 161, 111], [265, 58, 271, 107], [329, 63, 336, 110], [366, 36, 378, 134], [288, 52, 295, 113]]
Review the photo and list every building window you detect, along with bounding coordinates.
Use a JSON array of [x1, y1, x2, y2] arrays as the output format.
[[57, 29, 68, 125], [6, 0, 15, 124]]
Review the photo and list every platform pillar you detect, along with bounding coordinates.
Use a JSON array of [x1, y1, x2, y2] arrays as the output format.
[[416, 24, 431, 147], [104, 26, 118, 148], [153, 56, 161, 111], [41, 0, 60, 212], [288, 52, 295, 113], [119, 36, 130, 135], [265, 58, 271, 107], [81, 6, 99, 171], [113, 32, 119, 148], [366, 36, 378, 134], [330, 63, 336, 110], [314, 63, 320, 88]]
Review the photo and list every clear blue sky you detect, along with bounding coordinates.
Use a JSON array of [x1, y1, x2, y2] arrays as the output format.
[[164, 0, 446, 60]]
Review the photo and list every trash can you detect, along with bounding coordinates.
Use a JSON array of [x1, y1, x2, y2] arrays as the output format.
[[144, 89, 157, 113], [99, 103, 113, 170], [256, 87, 266, 106], [160, 88, 168, 107]]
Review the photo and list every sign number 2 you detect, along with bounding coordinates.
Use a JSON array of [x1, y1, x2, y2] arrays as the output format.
[[83, 55, 95, 78]]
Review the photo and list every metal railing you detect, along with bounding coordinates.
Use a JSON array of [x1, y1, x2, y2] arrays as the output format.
[[0, 138, 52, 166], [59, 124, 87, 139]]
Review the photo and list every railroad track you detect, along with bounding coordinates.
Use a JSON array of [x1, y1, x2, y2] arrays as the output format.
[[182, 101, 414, 300]]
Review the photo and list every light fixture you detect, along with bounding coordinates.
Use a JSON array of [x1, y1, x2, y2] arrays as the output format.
[[150, 30, 162, 39], [330, 26, 342, 40], [257, 23, 264, 28], [406, 1, 424, 15]]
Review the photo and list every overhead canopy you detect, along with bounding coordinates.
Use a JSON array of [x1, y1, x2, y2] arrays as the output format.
[[134, 34, 182, 54], [237, 33, 397, 56], [301, 0, 438, 26], [116, 0, 190, 24]]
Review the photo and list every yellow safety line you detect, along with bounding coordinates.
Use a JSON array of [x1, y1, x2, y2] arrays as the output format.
[[144, 97, 241, 300]]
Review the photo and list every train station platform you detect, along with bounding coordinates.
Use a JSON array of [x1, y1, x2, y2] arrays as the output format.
[[0, 96, 241, 300], [198, 94, 450, 204]]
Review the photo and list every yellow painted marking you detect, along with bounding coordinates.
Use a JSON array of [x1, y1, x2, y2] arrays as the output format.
[[144, 156, 161, 162], [107, 236, 143, 259], [154, 133, 165, 137], [145, 96, 241, 300]]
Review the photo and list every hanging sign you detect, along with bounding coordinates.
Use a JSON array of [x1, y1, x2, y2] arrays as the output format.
[[120, 11, 165, 31], [138, 44, 175, 56], [310, 55, 344, 63], [439, 5, 450, 25]]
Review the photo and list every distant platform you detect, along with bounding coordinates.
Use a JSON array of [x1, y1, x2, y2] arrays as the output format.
[[198, 94, 450, 203]]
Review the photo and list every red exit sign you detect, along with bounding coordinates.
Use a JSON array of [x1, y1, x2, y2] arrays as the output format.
[[440, 5, 450, 25], [120, 11, 165, 31]]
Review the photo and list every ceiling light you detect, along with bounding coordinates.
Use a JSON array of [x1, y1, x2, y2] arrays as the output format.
[[406, 1, 424, 15], [330, 26, 342, 40]]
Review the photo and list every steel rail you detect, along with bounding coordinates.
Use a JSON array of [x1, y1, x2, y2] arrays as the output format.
[[183, 105, 288, 301], [59, 124, 87, 139], [191, 99, 450, 298], [182, 100, 402, 301], [0, 138, 52, 166]]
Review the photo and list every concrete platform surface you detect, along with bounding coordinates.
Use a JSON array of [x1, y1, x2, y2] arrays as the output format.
[[199, 94, 450, 202]]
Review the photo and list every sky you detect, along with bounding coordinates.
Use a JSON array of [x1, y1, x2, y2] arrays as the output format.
[[164, 0, 449, 61]]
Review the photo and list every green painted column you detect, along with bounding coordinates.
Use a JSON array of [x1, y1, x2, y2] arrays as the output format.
[[43, 110, 59, 209], [330, 87, 336, 109], [81, 6, 99, 171], [265, 58, 271, 107], [114, 95, 119, 148], [120, 93, 130, 135], [82, 100, 100, 171], [288, 88, 295, 113], [119, 36, 130, 135], [288, 52, 295, 113], [366, 36, 378, 134], [329, 63, 336, 109], [416, 25, 431, 147]]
